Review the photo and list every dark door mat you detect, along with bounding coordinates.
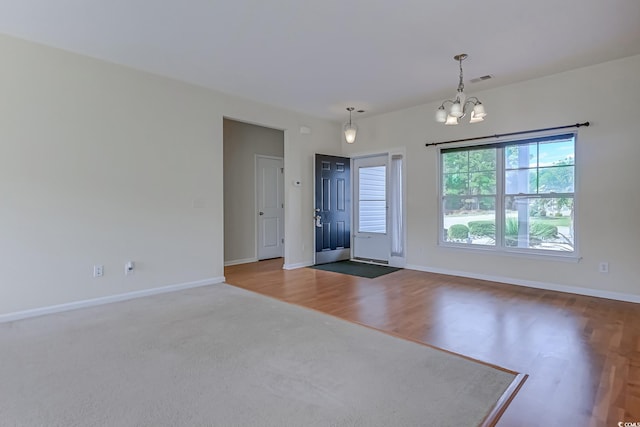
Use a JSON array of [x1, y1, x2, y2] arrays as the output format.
[[309, 260, 401, 279]]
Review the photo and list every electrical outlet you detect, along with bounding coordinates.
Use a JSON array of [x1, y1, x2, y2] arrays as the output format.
[[125, 261, 135, 275], [93, 265, 104, 278], [598, 262, 609, 274]]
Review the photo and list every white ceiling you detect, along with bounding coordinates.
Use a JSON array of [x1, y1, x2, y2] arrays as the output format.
[[1, 0, 639, 121]]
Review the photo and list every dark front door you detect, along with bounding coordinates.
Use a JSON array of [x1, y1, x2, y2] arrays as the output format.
[[315, 154, 351, 264]]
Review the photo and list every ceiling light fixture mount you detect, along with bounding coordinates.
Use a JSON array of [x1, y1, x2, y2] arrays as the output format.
[[435, 54, 486, 125], [344, 107, 364, 143]]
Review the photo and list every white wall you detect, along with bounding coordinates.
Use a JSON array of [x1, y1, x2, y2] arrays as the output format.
[[4, 33, 636, 317], [343, 54, 640, 300], [0, 34, 341, 316], [223, 119, 284, 264]]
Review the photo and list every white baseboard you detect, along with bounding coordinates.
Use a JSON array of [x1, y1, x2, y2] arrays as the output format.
[[0, 276, 226, 324], [283, 261, 314, 270], [405, 264, 640, 304], [389, 256, 406, 268], [224, 258, 258, 267]]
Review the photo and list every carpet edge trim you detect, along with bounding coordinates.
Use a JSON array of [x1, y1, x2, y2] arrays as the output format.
[[480, 373, 529, 427]]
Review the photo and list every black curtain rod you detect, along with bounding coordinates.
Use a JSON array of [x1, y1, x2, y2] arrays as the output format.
[[425, 122, 590, 147]]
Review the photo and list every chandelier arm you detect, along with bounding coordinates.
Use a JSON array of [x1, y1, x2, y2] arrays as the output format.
[[465, 97, 481, 105], [439, 99, 456, 108], [460, 100, 478, 115]]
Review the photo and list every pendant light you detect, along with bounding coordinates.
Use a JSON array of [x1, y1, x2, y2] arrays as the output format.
[[344, 107, 358, 143]]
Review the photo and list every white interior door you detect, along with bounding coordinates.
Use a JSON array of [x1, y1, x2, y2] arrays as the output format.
[[256, 155, 284, 260], [353, 155, 390, 263]]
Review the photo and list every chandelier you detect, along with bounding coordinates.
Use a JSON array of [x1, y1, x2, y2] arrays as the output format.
[[435, 54, 486, 125]]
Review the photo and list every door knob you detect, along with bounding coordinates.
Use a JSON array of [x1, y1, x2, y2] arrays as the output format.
[[259, 212, 264, 216]]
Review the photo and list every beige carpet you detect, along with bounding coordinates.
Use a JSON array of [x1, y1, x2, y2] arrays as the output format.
[[0, 283, 517, 426]]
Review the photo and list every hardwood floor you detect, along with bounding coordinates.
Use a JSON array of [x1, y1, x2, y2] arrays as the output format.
[[225, 258, 640, 427]]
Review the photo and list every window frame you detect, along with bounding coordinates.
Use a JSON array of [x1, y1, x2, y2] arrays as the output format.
[[438, 131, 579, 260]]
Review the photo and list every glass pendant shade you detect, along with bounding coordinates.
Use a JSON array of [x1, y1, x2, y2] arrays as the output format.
[[445, 115, 458, 125], [344, 123, 357, 144], [473, 103, 486, 118], [469, 110, 484, 123], [450, 101, 463, 118], [435, 107, 447, 123]]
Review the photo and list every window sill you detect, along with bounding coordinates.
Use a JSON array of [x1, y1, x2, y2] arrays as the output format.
[[437, 242, 581, 263]]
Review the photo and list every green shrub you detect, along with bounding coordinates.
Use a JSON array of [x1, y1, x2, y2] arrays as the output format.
[[448, 224, 469, 240], [504, 218, 519, 246], [468, 220, 495, 237], [530, 222, 558, 238], [554, 212, 563, 217], [504, 218, 558, 241]]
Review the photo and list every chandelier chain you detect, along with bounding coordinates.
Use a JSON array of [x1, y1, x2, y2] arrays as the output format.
[[458, 57, 465, 93]]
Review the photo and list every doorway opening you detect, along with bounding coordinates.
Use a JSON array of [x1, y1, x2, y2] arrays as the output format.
[[352, 152, 405, 267], [223, 119, 284, 266], [314, 151, 405, 268], [352, 154, 391, 264]]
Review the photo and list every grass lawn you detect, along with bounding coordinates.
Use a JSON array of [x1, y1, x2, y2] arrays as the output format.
[[530, 216, 571, 227], [445, 212, 573, 231]]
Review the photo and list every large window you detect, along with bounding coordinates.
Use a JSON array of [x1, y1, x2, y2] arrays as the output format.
[[441, 133, 576, 254]]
